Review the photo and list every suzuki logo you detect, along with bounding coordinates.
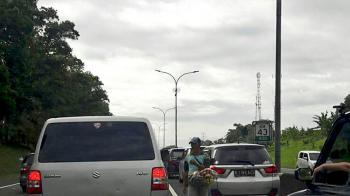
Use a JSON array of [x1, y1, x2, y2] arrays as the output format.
[[92, 171, 101, 179], [136, 171, 149, 176]]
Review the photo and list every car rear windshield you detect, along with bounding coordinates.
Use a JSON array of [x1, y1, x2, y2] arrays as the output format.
[[214, 146, 272, 165], [39, 121, 155, 162], [170, 149, 185, 159], [309, 153, 320, 161]]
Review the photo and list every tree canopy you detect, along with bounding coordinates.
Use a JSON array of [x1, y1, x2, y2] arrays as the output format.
[[0, 0, 110, 148]]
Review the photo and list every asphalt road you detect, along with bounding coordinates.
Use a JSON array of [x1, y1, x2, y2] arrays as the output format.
[[0, 172, 305, 196], [169, 178, 186, 196], [168, 172, 306, 196], [0, 183, 23, 196]]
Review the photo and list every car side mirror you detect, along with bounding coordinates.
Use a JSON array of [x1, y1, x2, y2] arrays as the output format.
[[295, 168, 313, 182], [19, 157, 24, 162]]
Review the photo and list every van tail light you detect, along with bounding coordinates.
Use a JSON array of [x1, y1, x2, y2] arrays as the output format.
[[210, 166, 226, 175], [264, 165, 278, 174], [151, 167, 168, 191], [27, 170, 42, 194]]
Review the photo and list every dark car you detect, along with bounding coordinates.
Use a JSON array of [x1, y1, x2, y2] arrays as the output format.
[[166, 148, 185, 178], [19, 153, 34, 192], [291, 106, 350, 195]]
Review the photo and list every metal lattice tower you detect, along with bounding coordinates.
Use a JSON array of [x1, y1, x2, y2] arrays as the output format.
[[255, 72, 262, 121]]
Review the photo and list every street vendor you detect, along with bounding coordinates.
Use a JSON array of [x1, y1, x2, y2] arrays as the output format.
[[183, 137, 209, 196]]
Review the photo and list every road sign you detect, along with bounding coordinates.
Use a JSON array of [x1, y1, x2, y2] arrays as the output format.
[[253, 120, 273, 143]]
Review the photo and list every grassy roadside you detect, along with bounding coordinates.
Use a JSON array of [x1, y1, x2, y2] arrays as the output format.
[[268, 138, 326, 168], [0, 145, 30, 178]]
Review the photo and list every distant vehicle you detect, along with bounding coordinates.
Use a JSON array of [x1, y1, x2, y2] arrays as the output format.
[[292, 108, 350, 195], [166, 148, 185, 178], [296, 151, 320, 170], [160, 148, 170, 163], [19, 153, 34, 192], [205, 143, 280, 196], [178, 146, 207, 183], [27, 116, 169, 196]]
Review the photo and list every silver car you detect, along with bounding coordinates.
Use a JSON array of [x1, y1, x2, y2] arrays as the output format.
[[27, 116, 169, 196], [205, 144, 280, 196]]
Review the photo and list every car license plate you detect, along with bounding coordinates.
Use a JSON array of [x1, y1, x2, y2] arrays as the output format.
[[234, 169, 255, 177]]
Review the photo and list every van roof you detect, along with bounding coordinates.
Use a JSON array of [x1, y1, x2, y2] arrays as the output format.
[[46, 116, 149, 123]]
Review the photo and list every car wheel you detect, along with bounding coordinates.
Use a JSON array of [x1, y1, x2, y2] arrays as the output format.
[[21, 185, 26, 193]]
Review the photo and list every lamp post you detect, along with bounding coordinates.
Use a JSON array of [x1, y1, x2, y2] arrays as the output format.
[[152, 107, 174, 148], [275, 0, 282, 172], [152, 124, 161, 147], [155, 70, 199, 147]]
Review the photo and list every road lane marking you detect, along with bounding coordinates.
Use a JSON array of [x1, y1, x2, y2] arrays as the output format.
[[169, 184, 178, 196], [0, 183, 19, 189]]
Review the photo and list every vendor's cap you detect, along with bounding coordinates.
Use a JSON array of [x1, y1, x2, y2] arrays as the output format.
[[189, 137, 201, 145]]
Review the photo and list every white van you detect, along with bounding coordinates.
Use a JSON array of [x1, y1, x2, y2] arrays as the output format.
[[27, 116, 169, 196]]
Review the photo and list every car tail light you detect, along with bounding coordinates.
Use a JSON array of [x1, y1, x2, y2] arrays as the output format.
[[210, 166, 226, 174], [211, 189, 222, 196], [20, 167, 29, 175], [264, 165, 278, 174], [268, 188, 278, 196], [27, 170, 42, 194], [151, 167, 168, 190]]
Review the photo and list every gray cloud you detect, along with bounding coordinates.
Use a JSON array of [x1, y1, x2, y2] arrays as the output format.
[[38, 0, 350, 145]]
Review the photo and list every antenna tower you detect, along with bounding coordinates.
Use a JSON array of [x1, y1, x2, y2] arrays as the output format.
[[255, 72, 262, 121]]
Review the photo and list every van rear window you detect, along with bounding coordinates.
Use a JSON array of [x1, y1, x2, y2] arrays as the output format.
[[39, 121, 155, 162]]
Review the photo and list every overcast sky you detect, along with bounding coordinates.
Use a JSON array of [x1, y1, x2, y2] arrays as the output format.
[[39, 0, 350, 147]]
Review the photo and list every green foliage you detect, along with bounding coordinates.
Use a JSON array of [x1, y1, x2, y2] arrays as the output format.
[[202, 140, 214, 146], [0, 0, 110, 147], [213, 138, 225, 144], [313, 111, 336, 136], [0, 145, 30, 177], [268, 138, 326, 168], [225, 123, 254, 143]]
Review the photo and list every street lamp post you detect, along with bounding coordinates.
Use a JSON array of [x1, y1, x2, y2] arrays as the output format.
[[152, 107, 174, 148], [275, 0, 282, 173], [155, 70, 199, 147], [152, 124, 162, 147]]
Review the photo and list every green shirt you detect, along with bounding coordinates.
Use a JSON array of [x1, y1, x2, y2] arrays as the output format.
[[185, 154, 206, 175]]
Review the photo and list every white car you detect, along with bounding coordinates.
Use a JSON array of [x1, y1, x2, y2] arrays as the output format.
[[296, 151, 320, 170], [205, 144, 280, 196], [27, 116, 169, 196]]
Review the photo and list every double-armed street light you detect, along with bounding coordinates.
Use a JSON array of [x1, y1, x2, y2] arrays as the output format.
[[152, 107, 174, 148], [155, 69, 199, 147]]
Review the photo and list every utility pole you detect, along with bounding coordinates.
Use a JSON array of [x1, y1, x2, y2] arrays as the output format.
[[275, 0, 282, 172], [256, 72, 262, 121]]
